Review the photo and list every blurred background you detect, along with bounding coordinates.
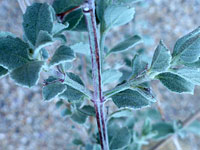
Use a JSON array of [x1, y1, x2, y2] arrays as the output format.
[[0, 0, 200, 150]]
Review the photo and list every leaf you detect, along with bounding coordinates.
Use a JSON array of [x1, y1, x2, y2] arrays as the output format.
[[61, 108, 72, 117], [71, 110, 87, 124], [109, 35, 142, 54], [70, 42, 90, 56], [109, 109, 133, 119], [59, 72, 85, 102], [102, 69, 122, 85], [35, 30, 53, 48], [103, 5, 135, 31], [174, 67, 200, 85], [184, 58, 200, 68], [152, 122, 174, 140], [131, 54, 148, 78], [63, 9, 87, 31], [23, 3, 54, 46], [156, 72, 195, 94], [52, 22, 68, 35], [53, 34, 67, 44], [172, 26, 200, 63], [52, 0, 83, 14], [55, 100, 64, 108], [0, 36, 30, 70], [49, 45, 75, 66], [111, 89, 150, 109], [41, 48, 49, 60], [109, 127, 131, 150], [184, 121, 200, 136], [10, 61, 44, 87], [78, 105, 96, 116], [43, 82, 66, 101], [150, 40, 171, 73], [96, 0, 110, 22], [0, 66, 8, 78]]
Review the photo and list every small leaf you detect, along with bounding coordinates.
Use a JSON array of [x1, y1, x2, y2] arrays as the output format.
[[0, 36, 30, 70], [152, 122, 174, 140], [102, 69, 122, 85], [35, 30, 53, 48], [174, 67, 200, 85], [79, 105, 96, 116], [52, 22, 68, 35], [61, 108, 72, 117], [59, 72, 85, 102], [41, 48, 49, 60], [150, 40, 171, 73], [156, 72, 195, 94], [111, 89, 150, 109], [43, 82, 66, 101], [49, 45, 75, 66], [172, 26, 200, 63], [10, 61, 44, 88], [96, 0, 111, 22], [0, 66, 8, 78], [103, 5, 135, 31], [71, 110, 87, 124], [131, 54, 148, 78], [109, 35, 142, 54], [109, 109, 133, 119], [0, 31, 16, 38], [70, 42, 90, 56], [23, 3, 54, 46], [53, 34, 67, 44], [183, 121, 200, 136], [52, 0, 83, 14], [109, 127, 131, 150], [63, 9, 87, 31], [55, 100, 64, 108]]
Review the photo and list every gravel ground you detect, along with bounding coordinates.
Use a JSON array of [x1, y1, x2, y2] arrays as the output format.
[[0, 0, 200, 150]]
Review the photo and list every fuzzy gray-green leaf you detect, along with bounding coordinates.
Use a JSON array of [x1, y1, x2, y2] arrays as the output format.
[[103, 6, 135, 31], [50, 45, 75, 66], [109, 35, 142, 54], [23, 3, 53, 46], [102, 69, 122, 85], [183, 121, 200, 136], [43, 82, 66, 101], [173, 67, 200, 85], [156, 72, 194, 94], [150, 40, 171, 72], [109, 127, 131, 150], [0, 66, 8, 78], [131, 54, 148, 78], [152, 122, 174, 140], [35, 30, 53, 48], [111, 89, 150, 109], [10, 61, 44, 88], [172, 26, 200, 63], [0, 36, 30, 70]]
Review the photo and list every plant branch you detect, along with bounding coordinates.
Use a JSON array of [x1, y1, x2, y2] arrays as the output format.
[[83, 0, 109, 149], [150, 108, 200, 150], [17, 0, 26, 14]]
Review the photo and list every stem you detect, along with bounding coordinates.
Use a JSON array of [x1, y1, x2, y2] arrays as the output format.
[[173, 136, 182, 150], [17, 0, 26, 14], [83, 1, 109, 150], [150, 108, 200, 150]]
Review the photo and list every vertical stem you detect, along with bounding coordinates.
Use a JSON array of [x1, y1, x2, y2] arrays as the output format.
[[83, 0, 109, 150]]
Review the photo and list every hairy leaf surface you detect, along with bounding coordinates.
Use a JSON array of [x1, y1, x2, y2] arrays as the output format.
[[0, 36, 30, 70], [50, 45, 75, 66], [156, 72, 194, 94], [43, 82, 66, 101], [23, 3, 53, 46], [102, 69, 122, 85], [172, 26, 200, 63], [150, 40, 171, 72], [10, 61, 44, 87], [111, 89, 150, 109]]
